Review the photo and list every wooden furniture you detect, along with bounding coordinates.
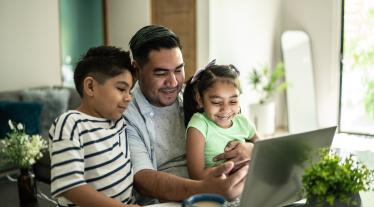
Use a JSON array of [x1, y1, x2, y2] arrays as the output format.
[[151, 0, 197, 79]]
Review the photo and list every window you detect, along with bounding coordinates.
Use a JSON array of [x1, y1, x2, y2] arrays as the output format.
[[60, 0, 105, 87], [339, 0, 374, 136]]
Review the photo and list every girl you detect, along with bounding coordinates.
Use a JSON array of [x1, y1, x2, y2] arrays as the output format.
[[183, 60, 259, 180]]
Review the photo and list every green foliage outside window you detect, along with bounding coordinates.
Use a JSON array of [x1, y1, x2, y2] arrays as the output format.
[[365, 80, 374, 120]]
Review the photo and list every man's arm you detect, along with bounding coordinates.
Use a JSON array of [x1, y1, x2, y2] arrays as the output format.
[[61, 185, 139, 207], [134, 161, 248, 202]]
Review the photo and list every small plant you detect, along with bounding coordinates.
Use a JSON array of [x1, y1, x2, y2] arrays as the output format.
[[302, 148, 374, 206], [0, 120, 47, 169], [248, 62, 288, 104]]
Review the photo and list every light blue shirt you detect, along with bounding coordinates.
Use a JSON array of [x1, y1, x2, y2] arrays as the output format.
[[124, 83, 187, 204]]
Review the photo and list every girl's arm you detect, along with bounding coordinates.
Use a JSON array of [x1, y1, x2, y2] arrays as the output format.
[[250, 132, 260, 142], [186, 127, 214, 180]]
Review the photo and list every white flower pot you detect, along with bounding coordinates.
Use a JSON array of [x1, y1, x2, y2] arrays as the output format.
[[249, 102, 275, 135]]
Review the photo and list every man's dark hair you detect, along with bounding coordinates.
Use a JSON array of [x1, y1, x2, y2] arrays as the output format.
[[74, 46, 135, 97], [129, 25, 181, 67]]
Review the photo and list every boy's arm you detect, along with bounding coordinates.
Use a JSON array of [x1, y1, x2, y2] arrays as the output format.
[[61, 184, 139, 207], [134, 161, 248, 202], [186, 127, 214, 180]]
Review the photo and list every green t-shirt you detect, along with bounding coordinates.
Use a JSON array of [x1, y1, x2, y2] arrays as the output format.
[[186, 112, 256, 167]]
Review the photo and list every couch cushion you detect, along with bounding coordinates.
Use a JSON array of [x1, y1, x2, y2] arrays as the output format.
[[0, 90, 22, 102], [21, 88, 70, 137], [0, 101, 43, 138]]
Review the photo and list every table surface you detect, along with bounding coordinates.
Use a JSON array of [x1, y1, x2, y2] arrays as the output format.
[[145, 202, 180, 207], [1, 163, 372, 207]]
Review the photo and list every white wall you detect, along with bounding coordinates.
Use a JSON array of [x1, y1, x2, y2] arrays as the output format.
[[106, 0, 151, 50], [209, 0, 282, 119], [0, 0, 341, 129], [208, 0, 341, 129], [0, 0, 61, 92], [282, 0, 342, 128], [196, 0, 210, 68]]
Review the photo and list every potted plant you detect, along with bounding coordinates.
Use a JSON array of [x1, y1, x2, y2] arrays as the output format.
[[302, 148, 374, 207], [0, 120, 48, 203], [248, 62, 288, 135]]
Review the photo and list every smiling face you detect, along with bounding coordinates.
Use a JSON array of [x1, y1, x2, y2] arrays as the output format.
[[137, 47, 185, 107], [198, 81, 240, 128], [84, 70, 133, 120]]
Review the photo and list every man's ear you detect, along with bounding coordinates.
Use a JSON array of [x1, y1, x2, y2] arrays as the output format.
[[82, 76, 96, 97], [132, 60, 139, 69], [132, 60, 141, 79]]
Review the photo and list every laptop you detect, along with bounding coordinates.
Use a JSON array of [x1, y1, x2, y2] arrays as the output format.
[[239, 126, 337, 207]]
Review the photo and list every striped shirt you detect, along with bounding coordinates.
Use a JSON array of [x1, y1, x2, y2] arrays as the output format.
[[49, 110, 134, 206]]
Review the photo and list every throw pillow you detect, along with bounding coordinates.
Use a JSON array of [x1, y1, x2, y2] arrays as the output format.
[[0, 101, 43, 138], [21, 88, 70, 137]]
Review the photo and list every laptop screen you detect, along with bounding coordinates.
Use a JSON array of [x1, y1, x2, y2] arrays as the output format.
[[239, 126, 337, 207]]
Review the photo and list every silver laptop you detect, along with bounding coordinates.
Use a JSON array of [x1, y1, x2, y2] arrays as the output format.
[[239, 126, 337, 207]]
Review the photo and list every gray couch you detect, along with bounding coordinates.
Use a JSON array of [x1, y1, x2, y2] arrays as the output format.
[[0, 86, 80, 182]]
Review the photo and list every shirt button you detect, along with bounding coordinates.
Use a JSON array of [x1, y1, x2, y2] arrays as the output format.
[[150, 112, 154, 117]]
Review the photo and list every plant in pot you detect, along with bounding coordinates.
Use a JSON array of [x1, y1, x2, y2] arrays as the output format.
[[0, 120, 48, 203], [248, 62, 288, 135], [302, 148, 374, 207]]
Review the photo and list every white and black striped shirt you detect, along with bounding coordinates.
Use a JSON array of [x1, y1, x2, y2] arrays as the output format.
[[49, 110, 134, 206]]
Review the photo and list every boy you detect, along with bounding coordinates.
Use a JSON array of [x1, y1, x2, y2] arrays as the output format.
[[49, 46, 138, 207]]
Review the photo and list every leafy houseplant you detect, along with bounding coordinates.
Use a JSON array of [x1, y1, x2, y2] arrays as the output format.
[[0, 120, 48, 203], [248, 62, 288, 104], [302, 148, 374, 207], [0, 120, 47, 169], [248, 62, 288, 135]]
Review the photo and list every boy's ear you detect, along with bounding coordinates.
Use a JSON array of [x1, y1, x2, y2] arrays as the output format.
[[82, 76, 96, 97]]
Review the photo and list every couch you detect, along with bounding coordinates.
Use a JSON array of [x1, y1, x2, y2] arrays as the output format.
[[0, 86, 80, 183]]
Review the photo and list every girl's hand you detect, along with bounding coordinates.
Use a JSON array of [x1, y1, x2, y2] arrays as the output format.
[[213, 141, 253, 171]]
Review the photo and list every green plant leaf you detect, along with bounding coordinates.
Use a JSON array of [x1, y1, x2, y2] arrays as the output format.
[[302, 148, 374, 205], [248, 62, 288, 104], [365, 80, 374, 120]]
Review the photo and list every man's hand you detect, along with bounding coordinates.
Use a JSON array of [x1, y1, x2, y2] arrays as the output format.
[[213, 141, 254, 170], [200, 161, 249, 201]]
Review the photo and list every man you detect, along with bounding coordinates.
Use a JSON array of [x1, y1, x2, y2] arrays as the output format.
[[124, 25, 252, 205]]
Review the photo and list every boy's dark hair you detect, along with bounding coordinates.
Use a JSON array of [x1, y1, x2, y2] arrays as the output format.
[[74, 46, 135, 97], [129, 25, 181, 67], [183, 64, 241, 126]]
